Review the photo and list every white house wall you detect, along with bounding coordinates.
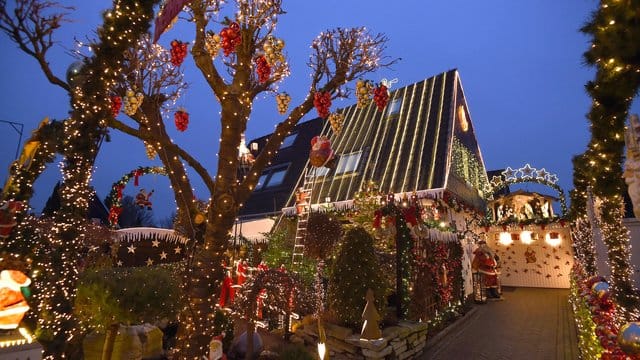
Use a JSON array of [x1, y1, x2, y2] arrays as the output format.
[[484, 226, 573, 288]]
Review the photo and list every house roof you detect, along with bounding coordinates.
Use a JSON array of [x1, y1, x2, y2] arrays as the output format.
[[285, 69, 489, 208]]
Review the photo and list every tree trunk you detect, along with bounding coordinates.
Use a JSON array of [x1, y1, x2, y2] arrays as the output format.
[[598, 196, 640, 319]]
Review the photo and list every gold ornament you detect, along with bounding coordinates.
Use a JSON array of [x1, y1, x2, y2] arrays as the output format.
[[276, 92, 291, 115], [144, 141, 157, 160], [328, 112, 344, 134], [194, 212, 206, 225], [124, 89, 144, 116], [262, 36, 285, 66], [205, 31, 222, 59], [356, 79, 373, 109]]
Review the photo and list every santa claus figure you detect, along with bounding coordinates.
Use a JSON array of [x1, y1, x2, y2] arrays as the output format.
[[471, 241, 501, 299], [0, 269, 31, 329], [135, 189, 154, 210], [309, 136, 335, 168], [236, 260, 248, 286]]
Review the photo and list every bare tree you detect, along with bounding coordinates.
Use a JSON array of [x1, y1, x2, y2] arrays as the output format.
[[1, 0, 396, 356]]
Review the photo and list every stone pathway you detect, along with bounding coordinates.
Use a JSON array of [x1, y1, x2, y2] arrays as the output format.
[[420, 287, 579, 360]]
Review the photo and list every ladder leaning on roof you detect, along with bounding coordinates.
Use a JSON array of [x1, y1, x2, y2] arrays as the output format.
[[291, 166, 317, 272]]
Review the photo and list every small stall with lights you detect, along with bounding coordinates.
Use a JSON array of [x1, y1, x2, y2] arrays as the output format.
[[484, 165, 573, 288]]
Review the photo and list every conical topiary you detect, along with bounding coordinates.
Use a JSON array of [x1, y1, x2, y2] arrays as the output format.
[[328, 227, 387, 328]]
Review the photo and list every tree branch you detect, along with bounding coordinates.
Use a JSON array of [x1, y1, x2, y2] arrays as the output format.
[[108, 117, 216, 195], [0, 0, 72, 92]]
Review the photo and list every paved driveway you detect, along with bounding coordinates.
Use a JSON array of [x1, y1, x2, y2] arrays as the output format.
[[420, 287, 579, 360]]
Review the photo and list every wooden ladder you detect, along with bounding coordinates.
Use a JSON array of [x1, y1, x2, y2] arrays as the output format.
[[291, 167, 316, 271]]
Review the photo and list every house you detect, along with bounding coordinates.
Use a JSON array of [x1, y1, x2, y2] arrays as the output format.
[[283, 69, 491, 216]]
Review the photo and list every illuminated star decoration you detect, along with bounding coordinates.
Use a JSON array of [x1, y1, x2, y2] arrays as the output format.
[[536, 168, 549, 181], [127, 244, 136, 253], [519, 164, 536, 179], [174, 246, 182, 254], [502, 167, 517, 181], [146, 258, 154, 266], [117, 260, 123, 267], [491, 175, 503, 187], [160, 251, 168, 260], [152, 239, 160, 247], [547, 174, 559, 184]]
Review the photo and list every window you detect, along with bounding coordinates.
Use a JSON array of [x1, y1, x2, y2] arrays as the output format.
[[335, 151, 362, 175], [254, 164, 290, 190], [387, 98, 401, 116], [281, 133, 297, 148], [254, 173, 269, 191], [266, 168, 287, 187]]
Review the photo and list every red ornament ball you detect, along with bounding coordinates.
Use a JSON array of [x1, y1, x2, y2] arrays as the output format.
[[170, 40, 188, 66], [313, 91, 331, 119], [255, 55, 271, 84], [373, 84, 389, 111], [174, 110, 189, 132], [110, 95, 122, 117]]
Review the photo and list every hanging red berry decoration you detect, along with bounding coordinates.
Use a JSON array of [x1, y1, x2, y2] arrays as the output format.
[[313, 91, 331, 119], [255, 55, 271, 84], [220, 21, 242, 56], [110, 95, 122, 117], [174, 109, 189, 132], [170, 40, 188, 66], [373, 84, 389, 111]]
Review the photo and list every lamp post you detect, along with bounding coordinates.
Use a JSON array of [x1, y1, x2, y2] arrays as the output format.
[[0, 120, 24, 160]]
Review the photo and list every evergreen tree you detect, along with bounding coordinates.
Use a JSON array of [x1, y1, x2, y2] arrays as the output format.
[[328, 227, 387, 328]]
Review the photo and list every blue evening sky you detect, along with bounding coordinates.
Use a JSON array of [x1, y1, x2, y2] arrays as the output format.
[[0, 0, 638, 222]]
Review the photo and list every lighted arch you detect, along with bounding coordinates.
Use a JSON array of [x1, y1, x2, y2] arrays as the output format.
[[106, 166, 167, 227], [488, 164, 568, 217]]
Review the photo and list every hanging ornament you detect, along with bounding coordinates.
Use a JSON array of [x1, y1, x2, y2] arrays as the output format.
[[309, 135, 334, 167], [124, 89, 144, 115], [276, 92, 291, 115], [373, 83, 389, 111], [205, 31, 222, 58], [135, 189, 154, 210], [313, 91, 331, 119], [255, 55, 271, 84], [110, 95, 122, 117], [144, 141, 157, 160], [262, 35, 285, 66], [170, 39, 188, 66], [356, 79, 373, 109], [328, 112, 344, 134], [220, 21, 241, 56], [174, 109, 189, 132], [618, 322, 640, 356]]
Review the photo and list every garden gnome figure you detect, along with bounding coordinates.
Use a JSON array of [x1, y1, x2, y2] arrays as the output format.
[[360, 288, 382, 340]]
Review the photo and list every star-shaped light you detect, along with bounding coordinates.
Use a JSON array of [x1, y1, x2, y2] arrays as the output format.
[[502, 167, 517, 181], [491, 175, 503, 187], [536, 168, 549, 181], [174, 246, 182, 254], [160, 251, 168, 260], [116, 260, 123, 267], [151, 240, 160, 248], [519, 164, 536, 179], [127, 245, 136, 254], [146, 258, 154, 266], [547, 174, 558, 184]]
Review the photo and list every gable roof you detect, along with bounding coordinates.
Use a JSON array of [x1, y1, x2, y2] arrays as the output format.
[[286, 69, 489, 209]]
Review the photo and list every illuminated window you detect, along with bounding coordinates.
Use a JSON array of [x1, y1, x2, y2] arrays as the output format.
[[281, 133, 297, 148], [335, 151, 362, 174], [387, 98, 401, 116]]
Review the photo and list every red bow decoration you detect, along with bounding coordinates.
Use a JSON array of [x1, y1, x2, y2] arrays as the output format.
[[133, 170, 142, 186], [402, 206, 418, 227], [373, 210, 382, 228], [108, 206, 123, 225]]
